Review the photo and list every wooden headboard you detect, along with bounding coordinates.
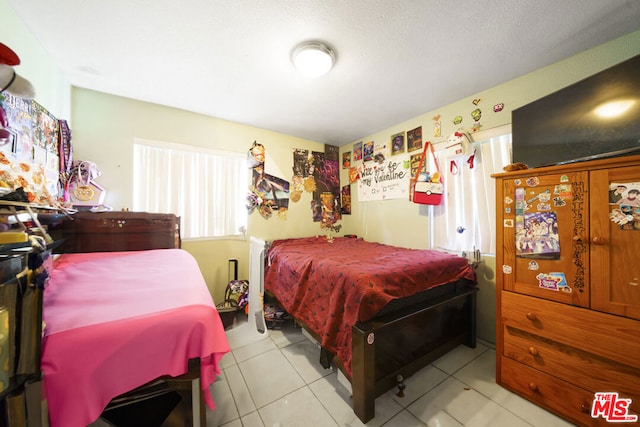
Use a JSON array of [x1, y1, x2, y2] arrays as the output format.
[[51, 211, 180, 253]]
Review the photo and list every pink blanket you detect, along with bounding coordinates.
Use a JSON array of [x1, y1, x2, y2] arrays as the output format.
[[41, 249, 230, 427]]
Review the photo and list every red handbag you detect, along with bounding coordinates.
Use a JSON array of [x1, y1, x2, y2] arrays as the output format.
[[410, 142, 444, 205]]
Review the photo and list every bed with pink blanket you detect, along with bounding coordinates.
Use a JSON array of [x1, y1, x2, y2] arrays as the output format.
[[41, 249, 230, 427]]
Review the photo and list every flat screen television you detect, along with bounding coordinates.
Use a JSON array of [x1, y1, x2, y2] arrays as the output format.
[[512, 54, 640, 168]]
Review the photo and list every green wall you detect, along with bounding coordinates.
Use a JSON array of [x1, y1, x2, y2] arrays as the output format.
[[70, 87, 328, 301], [3, 0, 639, 342]]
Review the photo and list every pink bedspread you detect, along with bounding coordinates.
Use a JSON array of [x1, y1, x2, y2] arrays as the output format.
[[264, 237, 476, 377], [41, 249, 230, 427]]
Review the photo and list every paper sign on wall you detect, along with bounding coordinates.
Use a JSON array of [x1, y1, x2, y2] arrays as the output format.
[[357, 154, 410, 201]]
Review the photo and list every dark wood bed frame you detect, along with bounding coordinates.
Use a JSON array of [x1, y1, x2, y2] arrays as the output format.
[[270, 274, 478, 423], [51, 211, 206, 427], [350, 283, 477, 422]]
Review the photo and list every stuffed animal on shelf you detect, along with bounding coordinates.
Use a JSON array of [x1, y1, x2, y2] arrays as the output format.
[[503, 162, 529, 172]]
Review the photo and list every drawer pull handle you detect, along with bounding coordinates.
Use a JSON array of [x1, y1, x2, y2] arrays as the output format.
[[528, 382, 538, 392], [591, 236, 606, 245], [581, 403, 590, 413], [525, 312, 537, 321], [528, 347, 539, 356]]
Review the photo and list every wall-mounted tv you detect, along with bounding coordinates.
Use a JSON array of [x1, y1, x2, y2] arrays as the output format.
[[512, 54, 640, 169]]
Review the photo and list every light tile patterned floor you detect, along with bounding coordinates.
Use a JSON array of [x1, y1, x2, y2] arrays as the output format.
[[205, 322, 574, 427]]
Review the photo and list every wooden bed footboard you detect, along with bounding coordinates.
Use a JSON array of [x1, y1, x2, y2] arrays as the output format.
[[351, 287, 478, 423]]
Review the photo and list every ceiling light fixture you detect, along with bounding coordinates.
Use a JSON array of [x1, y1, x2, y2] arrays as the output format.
[[291, 41, 336, 78]]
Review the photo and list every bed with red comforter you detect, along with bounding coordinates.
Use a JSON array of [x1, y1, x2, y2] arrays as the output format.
[[264, 236, 478, 422]]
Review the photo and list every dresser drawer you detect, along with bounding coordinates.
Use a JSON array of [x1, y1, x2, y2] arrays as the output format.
[[503, 326, 640, 413], [500, 356, 618, 427], [501, 291, 640, 369]]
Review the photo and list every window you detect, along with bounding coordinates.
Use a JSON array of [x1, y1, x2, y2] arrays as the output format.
[[431, 126, 512, 254], [133, 139, 248, 240]]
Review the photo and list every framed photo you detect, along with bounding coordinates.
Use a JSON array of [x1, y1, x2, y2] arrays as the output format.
[[342, 151, 351, 169], [391, 132, 405, 155], [410, 152, 426, 178], [363, 141, 374, 162], [407, 126, 423, 152], [353, 141, 363, 161], [341, 184, 351, 214]]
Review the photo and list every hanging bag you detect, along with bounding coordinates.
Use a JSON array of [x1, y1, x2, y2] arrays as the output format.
[[68, 161, 106, 207], [410, 141, 444, 205]]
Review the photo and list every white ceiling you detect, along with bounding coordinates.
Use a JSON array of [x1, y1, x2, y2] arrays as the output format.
[[7, 1, 640, 146]]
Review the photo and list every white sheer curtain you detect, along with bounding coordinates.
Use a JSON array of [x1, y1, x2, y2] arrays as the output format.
[[432, 126, 512, 254], [133, 139, 248, 240]]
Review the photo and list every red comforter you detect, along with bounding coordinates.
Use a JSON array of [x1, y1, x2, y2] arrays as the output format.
[[264, 237, 476, 377]]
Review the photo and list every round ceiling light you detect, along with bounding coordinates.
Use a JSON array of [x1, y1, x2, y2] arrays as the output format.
[[291, 41, 336, 78]]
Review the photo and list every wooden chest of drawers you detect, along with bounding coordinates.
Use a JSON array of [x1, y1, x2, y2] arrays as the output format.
[[494, 155, 640, 426], [500, 291, 640, 424]]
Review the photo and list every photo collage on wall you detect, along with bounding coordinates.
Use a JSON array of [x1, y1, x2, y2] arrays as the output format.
[[1, 95, 60, 168], [247, 141, 341, 230], [247, 141, 290, 220], [0, 92, 67, 205], [347, 126, 421, 203], [609, 181, 640, 230], [291, 145, 342, 227]]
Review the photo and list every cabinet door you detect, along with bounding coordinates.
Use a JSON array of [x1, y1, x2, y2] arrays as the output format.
[[591, 166, 640, 320], [501, 171, 589, 307]]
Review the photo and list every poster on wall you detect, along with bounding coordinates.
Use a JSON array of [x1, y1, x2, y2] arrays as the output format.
[[410, 152, 426, 178], [311, 148, 341, 223], [342, 151, 351, 169], [407, 126, 422, 152], [259, 174, 290, 211], [353, 141, 363, 161], [341, 184, 351, 214], [3, 93, 33, 161], [32, 100, 59, 153], [391, 132, 405, 155], [247, 141, 290, 219], [363, 141, 374, 162], [357, 153, 411, 201]]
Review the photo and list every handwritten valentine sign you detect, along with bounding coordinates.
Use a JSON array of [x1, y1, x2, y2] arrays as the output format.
[[357, 154, 411, 201]]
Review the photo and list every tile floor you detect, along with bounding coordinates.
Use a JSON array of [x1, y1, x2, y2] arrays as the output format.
[[205, 322, 574, 427]]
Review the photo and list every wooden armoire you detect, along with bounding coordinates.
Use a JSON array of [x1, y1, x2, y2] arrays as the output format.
[[494, 154, 640, 426]]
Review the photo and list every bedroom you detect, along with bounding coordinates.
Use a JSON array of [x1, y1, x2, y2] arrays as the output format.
[[1, 1, 640, 426]]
